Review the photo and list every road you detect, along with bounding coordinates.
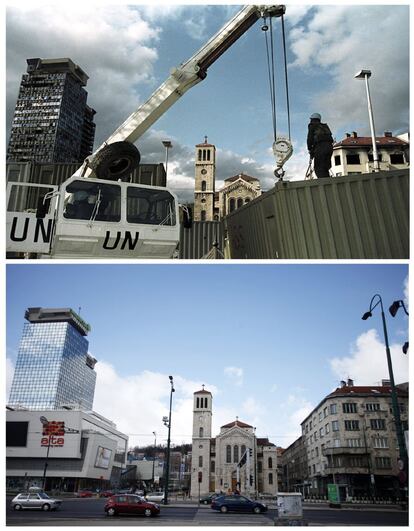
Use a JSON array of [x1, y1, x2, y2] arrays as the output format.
[[6, 498, 409, 526]]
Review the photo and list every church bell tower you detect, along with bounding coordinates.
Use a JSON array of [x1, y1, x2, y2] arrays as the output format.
[[190, 386, 212, 497], [194, 137, 216, 221]]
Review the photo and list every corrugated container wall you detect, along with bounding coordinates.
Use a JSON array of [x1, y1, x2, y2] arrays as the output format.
[[225, 170, 409, 259], [179, 221, 224, 259]]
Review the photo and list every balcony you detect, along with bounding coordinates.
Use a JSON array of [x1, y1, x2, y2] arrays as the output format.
[[322, 446, 369, 456]]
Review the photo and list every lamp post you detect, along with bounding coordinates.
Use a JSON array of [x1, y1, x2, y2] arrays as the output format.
[[361, 294, 408, 497], [162, 140, 173, 182], [354, 69, 380, 172], [389, 300, 409, 354], [152, 431, 157, 489], [163, 376, 175, 505]]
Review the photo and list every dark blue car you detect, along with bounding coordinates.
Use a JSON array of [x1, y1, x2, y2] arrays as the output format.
[[211, 494, 267, 514]]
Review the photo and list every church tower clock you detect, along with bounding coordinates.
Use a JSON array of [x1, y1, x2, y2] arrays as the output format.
[[194, 137, 216, 221], [190, 386, 212, 497]]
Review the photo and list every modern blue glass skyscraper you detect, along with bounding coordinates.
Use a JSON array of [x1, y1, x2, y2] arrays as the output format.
[[8, 307, 97, 410]]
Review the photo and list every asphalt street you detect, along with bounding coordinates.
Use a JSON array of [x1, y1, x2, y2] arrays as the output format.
[[6, 497, 409, 526]]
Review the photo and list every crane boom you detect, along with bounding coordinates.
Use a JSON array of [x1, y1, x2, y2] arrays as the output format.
[[77, 5, 285, 178]]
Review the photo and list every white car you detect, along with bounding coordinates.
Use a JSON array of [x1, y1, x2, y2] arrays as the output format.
[[11, 491, 62, 511], [145, 492, 165, 503]]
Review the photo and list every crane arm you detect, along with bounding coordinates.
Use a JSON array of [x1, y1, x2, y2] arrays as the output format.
[[77, 5, 285, 177]]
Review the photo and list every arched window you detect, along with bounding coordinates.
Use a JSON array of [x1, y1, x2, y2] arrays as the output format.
[[226, 445, 231, 463], [199, 455, 203, 467], [201, 180, 206, 191], [229, 198, 235, 212], [241, 445, 246, 458], [237, 198, 243, 209], [198, 150, 202, 161], [207, 150, 211, 161], [211, 460, 215, 473], [203, 149, 206, 161], [204, 397, 208, 408], [233, 445, 239, 463], [196, 397, 199, 408], [268, 457, 273, 469], [201, 210, 206, 221], [269, 472, 273, 485], [199, 427, 204, 437]]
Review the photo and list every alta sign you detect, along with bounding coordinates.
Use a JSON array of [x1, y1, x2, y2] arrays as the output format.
[[41, 421, 65, 447]]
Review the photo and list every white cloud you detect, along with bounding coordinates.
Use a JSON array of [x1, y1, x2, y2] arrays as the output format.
[[223, 366, 243, 386], [329, 329, 409, 386]]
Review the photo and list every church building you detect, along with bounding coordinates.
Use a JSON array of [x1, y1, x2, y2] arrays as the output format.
[[190, 388, 278, 498], [193, 138, 262, 221]]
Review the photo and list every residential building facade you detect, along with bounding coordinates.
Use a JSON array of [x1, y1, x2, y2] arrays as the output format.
[[8, 307, 96, 411], [331, 132, 409, 176], [279, 436, 309, 494], [7, 57, 96, 163], [190, 388, 278, 498], [301, 379, 409, 500]]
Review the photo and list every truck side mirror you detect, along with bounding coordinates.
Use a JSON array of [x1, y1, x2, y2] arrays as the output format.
[[182, 206, 192, 229], [36, 196, 50, 219]]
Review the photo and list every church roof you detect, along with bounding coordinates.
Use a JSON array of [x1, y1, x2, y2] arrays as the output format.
[[257, 438, 276, 447], [196, 136, 215, 148], [221, 419, 253, 429], [194, 388, 211, 395], [224, 173, 259, 183]]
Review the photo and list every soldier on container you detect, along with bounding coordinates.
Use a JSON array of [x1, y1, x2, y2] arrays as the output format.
[[307, 113, 334, 178]]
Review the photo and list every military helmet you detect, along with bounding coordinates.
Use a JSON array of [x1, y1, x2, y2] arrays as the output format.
[[310, 113, 321, 120]]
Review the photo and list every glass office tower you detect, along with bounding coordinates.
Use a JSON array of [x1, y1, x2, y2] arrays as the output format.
[[8, 307, 97, 410]]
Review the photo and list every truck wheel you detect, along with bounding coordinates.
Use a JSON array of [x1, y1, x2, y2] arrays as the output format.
[[90, 141, 140, 181]]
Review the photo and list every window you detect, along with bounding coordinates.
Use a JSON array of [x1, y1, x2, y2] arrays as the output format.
[[373, 437, 389, 449], [370, 419, 386, 430], [375, 456, 392, 469], [332, 420, 339, 431], [237, 198, 243, 209], [315, 447, 319, 457], [201, 180, 206, 191], [349, 456, 365, 467], [211, 460, 215, 473], [268, 457, 273, 468], [320, 428, 324, 438], [346, 153, 360, 165], [229, 198, 235, 212], [269, 472, 273, 485], [366, 403, 380, 411], [346, 438, 362, 447], [226, 445, 231, 463], [199, 455, 203, 467], [368, 153, 383, 162], [319, 411, 323, 421], [324, 407, 328, 418], [330, 404, 337, 415], [325, 423, 330, 435], [199, 427, 204, 437], [196, 397, 199, 408], [6, 421, 28, 447], [64, 180, 121, 222], [198, 149, 202, 161], [241, 445, 246, 457], [334, 155, 341, 166], [343, 403, 357, 414], [310, 421, 312, 430], [201, 210, 206, 221], [345, 420, 360, 431], [127, 186, 176, 225], [314, 431, 318, 441], [258, 461, 262, 473], [334, 439, 341, 448], [390, 153, 404, 164], [233, 445, 239, 463]]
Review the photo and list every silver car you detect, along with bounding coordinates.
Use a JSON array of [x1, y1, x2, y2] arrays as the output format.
[[11, 491, 62, 511]]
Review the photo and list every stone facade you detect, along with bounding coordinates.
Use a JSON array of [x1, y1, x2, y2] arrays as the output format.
[[194, 139, 215, 221], [190, 388, 278, 498], [217, 174, 262, 219]]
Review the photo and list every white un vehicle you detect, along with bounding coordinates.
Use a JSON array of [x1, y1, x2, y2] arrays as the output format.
[[6, 5, 287, 259]]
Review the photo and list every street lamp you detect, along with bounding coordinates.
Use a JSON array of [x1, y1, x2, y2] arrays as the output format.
[[389, 300, 409, 354], [162, 140, 173, 182], [361, 294, 408, 497], [163, 376, 175, 505], [152, 431, 157, 488], [354, 69, 379, 172]]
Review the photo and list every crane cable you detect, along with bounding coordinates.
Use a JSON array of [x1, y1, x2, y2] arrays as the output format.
[[262, 14, 291, 142]]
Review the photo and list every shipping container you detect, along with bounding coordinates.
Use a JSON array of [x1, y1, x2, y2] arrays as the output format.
[[224, 170, 409, 259], [179, 221, 224, 259]]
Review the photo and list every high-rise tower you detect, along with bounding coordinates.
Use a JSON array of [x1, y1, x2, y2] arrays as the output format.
[[8, 307, 97, 410], [7, 58, 96, 163], [194, 137, 216, 221]]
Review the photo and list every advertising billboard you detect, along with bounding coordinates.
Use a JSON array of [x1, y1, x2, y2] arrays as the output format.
[[95, 446, 112, 469]]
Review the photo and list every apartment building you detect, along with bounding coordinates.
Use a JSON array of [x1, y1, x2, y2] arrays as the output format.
[[301, 379, 408, 500]]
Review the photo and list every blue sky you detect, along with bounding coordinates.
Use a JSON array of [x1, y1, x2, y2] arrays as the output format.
[[6, 3, 409, 201], [6, 264, 409, 449]]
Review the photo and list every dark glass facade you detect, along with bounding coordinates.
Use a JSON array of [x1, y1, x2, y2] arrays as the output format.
[[9, 317, 96, 410]]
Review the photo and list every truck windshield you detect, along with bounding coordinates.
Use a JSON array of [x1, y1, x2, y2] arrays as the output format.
[[63, 181, 121, 222], [127, 187, 176, 226]]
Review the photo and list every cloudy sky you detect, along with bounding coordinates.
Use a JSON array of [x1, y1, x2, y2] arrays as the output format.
[[6, 264, 409, 449], [6, 2, 409, 201]]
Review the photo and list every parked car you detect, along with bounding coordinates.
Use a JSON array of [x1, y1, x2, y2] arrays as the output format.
[[145, 492, 165, 503], [99, 490, 114, 498], [104, 494, 160, 517], [76, 489, 94, 498], [211, 494, 267, 514], [11, 491, 62, 511], [200, 493, 218, 505]]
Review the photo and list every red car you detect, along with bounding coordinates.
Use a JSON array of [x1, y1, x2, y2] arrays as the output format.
[[99, 490, 114, 498], [105, 494, 160, 517], [76, 489, 94, 498]]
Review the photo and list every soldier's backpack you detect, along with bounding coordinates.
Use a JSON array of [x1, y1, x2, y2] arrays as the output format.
[[313, 123, 333, 144]]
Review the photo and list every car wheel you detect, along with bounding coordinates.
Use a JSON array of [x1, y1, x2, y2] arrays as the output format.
[[13, 504, 22, 511], [106, 508, 117, 517], [144, 508, 152, 517], [42, 504, 51, 511], [203, 500, 209, 505], [220, 505, 228, 513], [90, 141, 141, 181], [253, 506, 261, 514]]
